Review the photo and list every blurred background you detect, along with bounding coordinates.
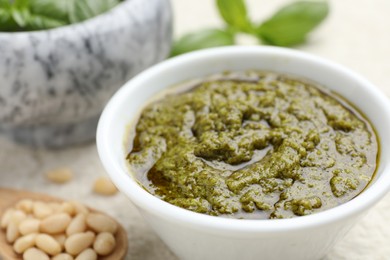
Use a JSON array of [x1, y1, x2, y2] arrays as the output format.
[[173, 0, 390, 97]]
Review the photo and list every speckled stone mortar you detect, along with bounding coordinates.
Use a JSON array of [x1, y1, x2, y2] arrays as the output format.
[[0, 0, 172, 148]]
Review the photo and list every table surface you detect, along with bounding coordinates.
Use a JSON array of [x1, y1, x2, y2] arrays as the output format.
[[1, 0, 390, 259]]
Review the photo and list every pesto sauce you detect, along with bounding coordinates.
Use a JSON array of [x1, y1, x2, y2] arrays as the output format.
[[126, 71, 378, 219]]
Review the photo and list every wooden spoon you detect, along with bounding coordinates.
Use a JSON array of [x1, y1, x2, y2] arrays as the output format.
[[0, 188, 128, 260]]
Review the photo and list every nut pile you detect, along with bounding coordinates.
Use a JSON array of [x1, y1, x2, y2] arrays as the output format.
[[1, 199, 118, 260]]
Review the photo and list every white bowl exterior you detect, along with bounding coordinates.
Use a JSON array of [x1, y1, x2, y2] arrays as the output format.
[[141, 208, 359, 260], [97, 46, 390, 260]]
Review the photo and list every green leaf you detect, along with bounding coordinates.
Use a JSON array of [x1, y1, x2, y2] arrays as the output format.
[[10, 0, 30, 28], [69, 0, 120, 24], [0, 0, 121, 32], [216, 0, 253, 33], [0, 0, 21, 31], [13, 0, 29, 9], [11, 9, 28, 27], [0, 8, 10, 23], [23, 13, 68, 31], [0, 0, 11, 5], [171, 28, 235, 57], [257, 1, 329, 46], [0, 8, 20, 32], [28, 0, 69, 22]]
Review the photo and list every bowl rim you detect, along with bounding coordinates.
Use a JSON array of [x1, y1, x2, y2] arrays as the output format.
[[97, 46, 390, 233], [0, 0, 137, 36]]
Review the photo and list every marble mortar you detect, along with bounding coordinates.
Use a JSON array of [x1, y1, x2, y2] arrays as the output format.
[[0, 0, 172, 148]]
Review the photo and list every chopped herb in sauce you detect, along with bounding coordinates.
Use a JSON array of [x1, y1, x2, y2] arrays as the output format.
[[126, 71, 378, 219]]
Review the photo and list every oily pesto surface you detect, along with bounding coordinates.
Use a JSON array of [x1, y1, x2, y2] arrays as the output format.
[[126, 71, 378, 219]]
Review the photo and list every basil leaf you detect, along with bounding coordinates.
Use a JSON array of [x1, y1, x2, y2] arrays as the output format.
[[13, 0, 29, 9], [5, 0, 68, 31], [216, 0, 253, 33], [258, 1, 329, 46], [0, 0, 121, 31], [11, 9, 28, 27], [0, 8, 20, 32], [69, 0, 120, 24], [10, 0, 30, 28], [0, 8, 11, 24], [23, 13, 68, 31], [0, 0, 21, 31], [28, 0, 69, 22], [171, 28, 235, 57]]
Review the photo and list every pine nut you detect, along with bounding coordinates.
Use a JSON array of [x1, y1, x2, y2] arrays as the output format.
[[11, 210, 27, 224], [49, 202, 62, 212], [65, 231, 95, 255], [93, 232, 116, 256], [36, 234, 62, 256], [6, 221, 20, 243], [3, 199, 120, 258], [19, 218, 40, 235], [75, 248, 97, 260], [46, 168, 73, 184], [1, 208, 14, 229], [53, 234, 67, 250], [40, 213, 71, 234], [58, 202, 76, 216], [23, 247, 50, 260], [52, 253, 75, 260], [13, 233, 37, 254], [93, 177, 118, 196], [66, 214, 86, 236], [33, 202, 53, 219], [70, 201, 89, 215], [86, 213, 117, 234], [16, 199, 33, 213]]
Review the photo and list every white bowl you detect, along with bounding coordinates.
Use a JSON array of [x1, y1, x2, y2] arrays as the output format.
[[97, 46, 390, 260]]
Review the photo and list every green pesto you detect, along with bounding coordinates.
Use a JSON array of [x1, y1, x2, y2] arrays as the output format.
[[126, 71, 378, 219]]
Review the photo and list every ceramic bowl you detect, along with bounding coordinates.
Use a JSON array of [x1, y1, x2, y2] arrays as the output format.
[[97, 46, 390, 260], [0, 0, 172, 148]]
